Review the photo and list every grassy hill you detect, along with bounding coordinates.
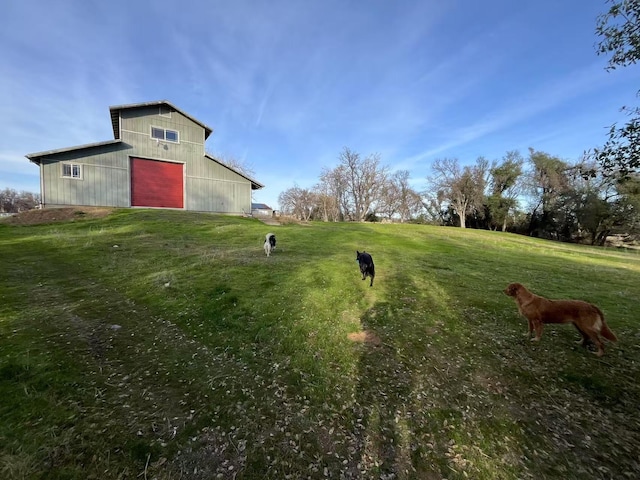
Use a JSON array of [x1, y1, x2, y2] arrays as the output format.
[[1, 209, 639, 479]]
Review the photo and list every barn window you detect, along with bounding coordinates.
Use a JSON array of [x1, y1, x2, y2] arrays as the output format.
[[165, 130, 178, 142], [151, 126, 179, 143], [62, 163, 82, 179]]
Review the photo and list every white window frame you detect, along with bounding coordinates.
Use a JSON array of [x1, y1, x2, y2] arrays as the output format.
[[151, 126, 180, 143], [61, 163, 82, 179]]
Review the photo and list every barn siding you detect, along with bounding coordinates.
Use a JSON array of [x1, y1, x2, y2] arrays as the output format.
[[40, 143, 131, 207], [120, 106, 205, 161], [186, 177, 251, 213], [186, 157, 251, 213]]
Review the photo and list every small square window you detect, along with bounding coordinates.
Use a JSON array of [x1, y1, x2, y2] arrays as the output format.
[[165, 129, 179, 142], [62, 163, 81, 178], [151, 127, 164, 140]]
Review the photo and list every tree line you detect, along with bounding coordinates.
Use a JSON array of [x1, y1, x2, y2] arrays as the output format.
[[0, 188, 40, 214], [277, 146, 640, 246]]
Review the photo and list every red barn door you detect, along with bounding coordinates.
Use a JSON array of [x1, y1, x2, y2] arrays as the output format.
[[131, 158, 184, 208]]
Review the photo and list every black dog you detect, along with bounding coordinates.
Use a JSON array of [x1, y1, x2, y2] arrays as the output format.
[[356, 251, 375, 287]]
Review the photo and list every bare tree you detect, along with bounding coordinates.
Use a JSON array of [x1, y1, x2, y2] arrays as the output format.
[[0, 188, 40, 213], [313, 179, 340, 222], [377, 176, 402, 220], [422, 189, 448, 225], [338, 147, 388, 221], [378, 170, 423, 222], [317, 166, 349, 221], [427, 158, 487, 228], [278, 186, 316, 221]]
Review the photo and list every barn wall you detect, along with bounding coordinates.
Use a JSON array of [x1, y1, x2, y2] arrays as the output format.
[[119, 106, 205, 163], [186, 158, 252, 213], [40, 143, 131, 207]]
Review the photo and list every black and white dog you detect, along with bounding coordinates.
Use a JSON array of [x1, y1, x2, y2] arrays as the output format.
[[264, 233, 276, 257], [356, 250, 375, 286]]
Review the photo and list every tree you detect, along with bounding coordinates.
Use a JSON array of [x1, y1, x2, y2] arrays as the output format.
[[392, 170, 423, 222], [277, 186, 316, 221], [616, 174, 640, 233], [593, 0, 640, 176], [556, 160, 617, 245], [317, 166, 349, 221], [337, 147, 388, 222], [486, 151, 524, 231], [427, 158, 488, 228], [525, 149, 571, 238], [421, 189, 448, 225], [313, 181, 340, 222], [0, 188, 40, 213], [377, 170, 423, 222]]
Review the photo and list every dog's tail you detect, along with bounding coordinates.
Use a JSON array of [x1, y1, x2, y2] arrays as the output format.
[[596, 307, 617, 342], [600, 322, 618, 342]]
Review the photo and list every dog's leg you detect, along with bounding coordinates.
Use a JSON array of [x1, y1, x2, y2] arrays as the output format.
[[526, 318, 534, 337], [573, 324, 591, 348], [531, 319, 543, 342], [369, 276, 373, 287], [583, 328, 605, 356]]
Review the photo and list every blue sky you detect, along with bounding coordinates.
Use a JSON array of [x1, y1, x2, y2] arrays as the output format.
[[1, 0, 638, 209]]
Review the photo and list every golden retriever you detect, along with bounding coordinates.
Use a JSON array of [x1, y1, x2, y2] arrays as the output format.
[[503, 282, 617, 357]]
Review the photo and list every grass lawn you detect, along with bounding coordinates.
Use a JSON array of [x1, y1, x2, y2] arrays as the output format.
[[1, 209, 639, 479]]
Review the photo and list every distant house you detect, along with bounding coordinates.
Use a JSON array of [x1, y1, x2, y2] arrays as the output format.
[[251, 203, 274, 217], [26, 100, 264, 213]]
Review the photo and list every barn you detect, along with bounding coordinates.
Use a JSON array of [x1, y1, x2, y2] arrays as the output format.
[[251, 203, 274, 217], [26, 100, 263, 213]]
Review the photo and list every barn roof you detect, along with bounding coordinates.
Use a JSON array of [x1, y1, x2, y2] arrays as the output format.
[[205, 154, 264, 190], [252, 203, 273, 210], [26, 140, 123, 164]]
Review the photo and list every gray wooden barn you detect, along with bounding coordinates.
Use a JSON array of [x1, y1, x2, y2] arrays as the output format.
[[26, 100, 263, 213]]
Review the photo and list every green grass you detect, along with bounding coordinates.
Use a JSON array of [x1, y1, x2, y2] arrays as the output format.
[[1, 209, 639, 479]]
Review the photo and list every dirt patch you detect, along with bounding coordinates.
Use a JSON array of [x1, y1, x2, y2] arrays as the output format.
[[348, 330, 382, 346], [0, 207, 114, 226]]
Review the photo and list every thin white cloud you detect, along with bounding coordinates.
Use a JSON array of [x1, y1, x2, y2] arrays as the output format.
[[399, 61, 624, 169]]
